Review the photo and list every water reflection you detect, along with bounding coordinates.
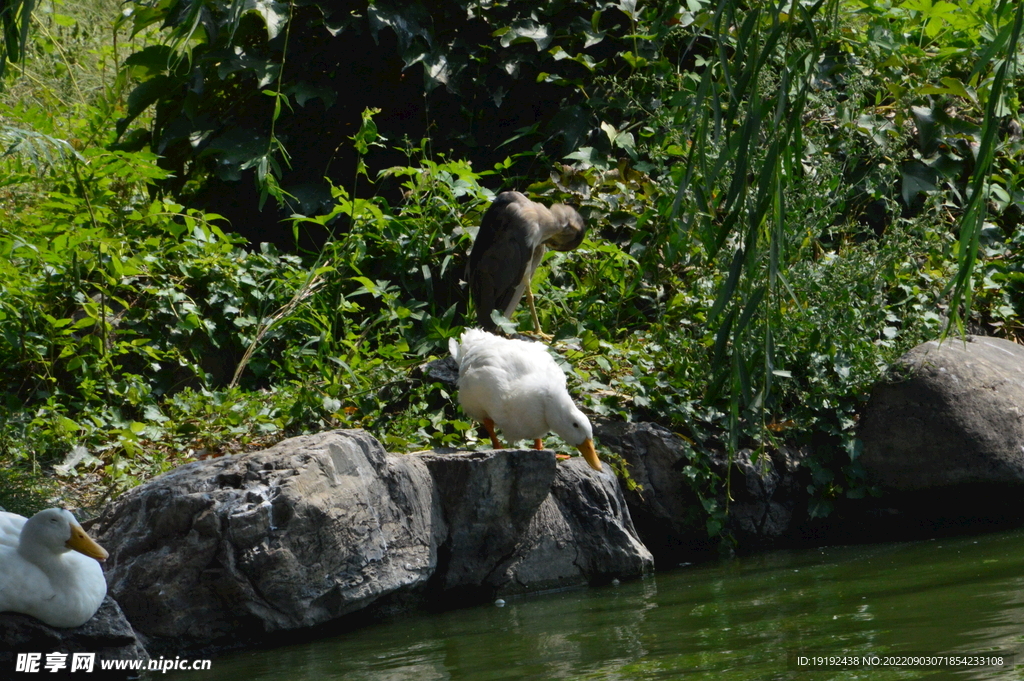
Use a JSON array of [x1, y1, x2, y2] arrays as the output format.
[[171, 529, 1024, 680]]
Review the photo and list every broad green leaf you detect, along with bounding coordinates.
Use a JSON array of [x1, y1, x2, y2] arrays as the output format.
[[901, 161, 938, 204], [245, 0, 289, 40]]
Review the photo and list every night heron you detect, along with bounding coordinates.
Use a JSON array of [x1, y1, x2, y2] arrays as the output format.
[[448, 328, 601, 470], [467, 191, 586, 335]]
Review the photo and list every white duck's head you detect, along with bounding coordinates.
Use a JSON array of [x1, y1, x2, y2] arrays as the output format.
[[21, 508, 108, 562], [547, 393, 601, 471]]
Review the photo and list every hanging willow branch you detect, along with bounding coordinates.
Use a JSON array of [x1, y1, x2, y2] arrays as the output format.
[[943, 0, 1024, 336], [0, 0, 35, 83]]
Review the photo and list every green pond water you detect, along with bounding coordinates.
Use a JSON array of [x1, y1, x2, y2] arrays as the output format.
[[166, 529, 1024, 680]]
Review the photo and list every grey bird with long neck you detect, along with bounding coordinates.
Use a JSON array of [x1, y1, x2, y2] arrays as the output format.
[[467, 191, 586, 335]]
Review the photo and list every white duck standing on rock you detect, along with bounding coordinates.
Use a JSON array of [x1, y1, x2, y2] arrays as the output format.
[[449, 328, 602, 471], [0, 508, 109, 628]]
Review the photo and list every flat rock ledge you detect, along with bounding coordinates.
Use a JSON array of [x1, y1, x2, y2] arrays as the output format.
[[93, 429, 651, 653], [0, 596, 149, 676]]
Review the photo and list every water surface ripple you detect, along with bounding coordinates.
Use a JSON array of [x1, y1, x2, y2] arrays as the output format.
[[174, 529, 1024, 680]]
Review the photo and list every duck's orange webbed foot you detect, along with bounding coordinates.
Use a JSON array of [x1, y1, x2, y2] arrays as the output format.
[[534, 438, 569, 459]]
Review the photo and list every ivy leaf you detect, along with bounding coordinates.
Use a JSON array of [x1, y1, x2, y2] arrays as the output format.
[[54, 445, 102, 477], [600, 122, 638, 160], [490, 310, 519, 335], [245, 0, 289, 41], [218, 46, 281, 87], [564, 146, 611, 170], [122, 45, 175, 78], [910, 105, 940, 156], [117, 75, 174, 139], [619, 51, 648, 69], [583, 27, 605, 48], [351, 107, 381, 155], [500, 20, 552, 51], [201, 127, 269, 181], [600, 121, 618, 144], [901, 160, 938, 205], [423, 50, 450, 93], [368, 0, 433, 65], [918, 77, 978, 109], [285, 81, 337, 109], [855, 114, 897, 146], [807, 498, 834, 519], [571, 16, 605, 47], [617, 0, 639, 20]]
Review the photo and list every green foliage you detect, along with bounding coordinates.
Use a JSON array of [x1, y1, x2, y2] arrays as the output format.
[[111, 0, 696, 205], [0, 132, 319, 499], [2, 0, 1024, 543], [0, 0, 35, 82], [0, 468, 58, 518], [593, 0, 1024, 513]]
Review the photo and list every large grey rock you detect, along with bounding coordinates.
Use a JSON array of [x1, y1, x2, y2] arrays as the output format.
[[419, 450, 652, 595], [0, 595, 149, 673], [495, 458, 654, 592], [94, 430, 444, 649], [595, 420, 811, 557], [594, 421, 712, 562], [419, 449, 556, 590], [91, 429, 654, 654], [713, 447, 808, 548], [860, 336, 1024, 492]]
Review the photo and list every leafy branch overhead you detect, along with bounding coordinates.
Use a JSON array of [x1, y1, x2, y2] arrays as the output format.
[[113, 0, 685, 203]]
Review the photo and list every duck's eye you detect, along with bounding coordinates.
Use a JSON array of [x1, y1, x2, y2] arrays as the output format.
[[572, 422, 579, 428]]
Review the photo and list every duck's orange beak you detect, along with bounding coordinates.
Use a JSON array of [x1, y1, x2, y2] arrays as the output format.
[[66, 523, 108, 562], [577, 438, 602, 471]]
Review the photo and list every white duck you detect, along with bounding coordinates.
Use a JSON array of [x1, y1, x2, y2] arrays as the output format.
[[0, 508, 109, 628], [449, 328, 602, 471]]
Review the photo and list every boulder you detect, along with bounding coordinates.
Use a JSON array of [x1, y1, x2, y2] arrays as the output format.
[[419, 450, 652, 596], [859, 336, 1024, 527], [0, 596, 149, 674], [494, 458, 654, 593], [94, 430, 444, 650], [419, 449, 557, 591], [92, 429, 653, 653], [593, 421, 712, 563], [711, 447, 808, 549], [860, 336, 1024, 489], [595, 420, 811, 559]]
